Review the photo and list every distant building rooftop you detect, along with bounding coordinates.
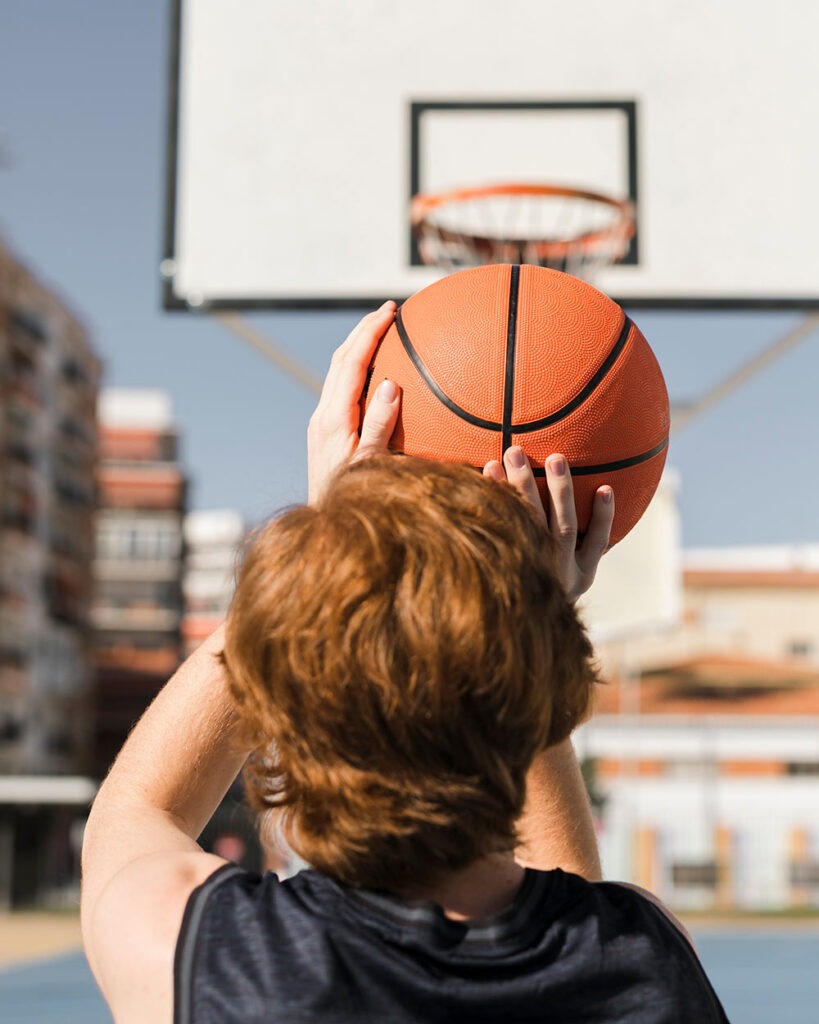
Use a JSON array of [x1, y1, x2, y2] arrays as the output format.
[[184, 510, 245, 546], [684, 544, 819, 573], [595, 653, 819, 718], [98, 389, 175, 430]]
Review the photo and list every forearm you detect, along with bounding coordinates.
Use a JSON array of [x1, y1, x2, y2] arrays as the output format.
[[515, 737, 602, 880], [82, 625, 249, 912]]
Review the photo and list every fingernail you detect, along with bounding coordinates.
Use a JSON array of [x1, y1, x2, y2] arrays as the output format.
[[380, 299, 396, 311], [547, 455, 566, 476], [506, 446, 526, 469], [600, 486, 613, 505], [376, 378, 398, 402]]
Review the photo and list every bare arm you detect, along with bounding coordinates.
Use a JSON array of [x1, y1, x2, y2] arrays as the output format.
[[80, 626, 246, 952], [79, 624, 248, 1022], [485, 446, 613, 882], [515, 739, 602, 880], [517, 744, 697, 943]]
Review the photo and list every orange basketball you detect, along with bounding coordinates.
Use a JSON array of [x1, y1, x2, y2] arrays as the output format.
[[362, 264, 669, 545]]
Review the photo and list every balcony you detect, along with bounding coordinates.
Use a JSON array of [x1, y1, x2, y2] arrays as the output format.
[[92, 605, 181, 631], [97, 467, 185, 510], [0, 665, 27, 697], [7, 309, 46, 364], [99, 429, 177, 463], [1, 492, 38, 534], [44, 565, 90, 628], [0, 603, 34, 663], [59, 414, 95, 449], [94, 643, 181, 675], [8, 308, 47, 345]]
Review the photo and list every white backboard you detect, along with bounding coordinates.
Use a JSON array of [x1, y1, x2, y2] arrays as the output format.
[[164, 0, 819, 309]]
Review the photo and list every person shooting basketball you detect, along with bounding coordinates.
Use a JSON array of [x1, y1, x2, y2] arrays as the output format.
[[81, 293, 727, 1022]]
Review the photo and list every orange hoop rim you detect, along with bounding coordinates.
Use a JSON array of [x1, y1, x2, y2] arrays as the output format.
[[410, 182, 635, 262]]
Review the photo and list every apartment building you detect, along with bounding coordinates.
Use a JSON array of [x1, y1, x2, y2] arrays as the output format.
[[92, 390, 187, 776], [0, 239, 100, 905], [582, 544, 819, 910], [182, 509, 244, 657]]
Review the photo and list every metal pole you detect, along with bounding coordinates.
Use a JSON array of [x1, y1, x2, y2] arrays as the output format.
[[672, 314, 819, 433], [210, 311, 323, 396]]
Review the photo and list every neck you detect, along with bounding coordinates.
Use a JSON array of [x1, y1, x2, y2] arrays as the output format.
[[395, 852, 525, 921]]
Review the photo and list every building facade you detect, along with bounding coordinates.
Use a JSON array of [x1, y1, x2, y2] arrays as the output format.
[[182, 509, 244, 657], [582, 545, 819, 911], [0, 239, 101, 905], [92, 390, 187, 777]]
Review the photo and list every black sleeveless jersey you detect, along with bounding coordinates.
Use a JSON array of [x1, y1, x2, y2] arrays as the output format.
[[174, 864, 730, 1023]]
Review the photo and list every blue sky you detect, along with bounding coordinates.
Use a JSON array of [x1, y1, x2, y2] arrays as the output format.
[[2, 1, 817, 547]]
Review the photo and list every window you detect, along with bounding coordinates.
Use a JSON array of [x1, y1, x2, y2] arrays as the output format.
[[96, 629, 178, 650], [97, 521, 182, 562], [671, 862, 718, 887], [0, 716, 24, 745], [790, 862, 819, 886], [9, 308, 46, 344], [787, 762, 819, 776], [95, 579, 180, 609]]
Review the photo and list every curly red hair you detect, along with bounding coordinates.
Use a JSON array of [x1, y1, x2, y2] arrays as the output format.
[[223, 454, 597, 890]]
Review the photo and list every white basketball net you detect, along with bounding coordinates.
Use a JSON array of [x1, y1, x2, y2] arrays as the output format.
[[411, 183, 635, 284]]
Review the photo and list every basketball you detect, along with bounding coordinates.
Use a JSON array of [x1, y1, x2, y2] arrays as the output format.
[[362, 264, 669, 545]]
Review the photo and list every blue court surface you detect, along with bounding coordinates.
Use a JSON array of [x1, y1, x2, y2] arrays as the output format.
[[0, 950, 111, 1024], [1, 929, 818, 1023], [696, 929, 819, 1023]]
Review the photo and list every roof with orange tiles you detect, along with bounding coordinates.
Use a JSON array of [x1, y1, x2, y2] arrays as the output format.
[[593, 654, 819, 717], [684, 569, 819, 589]]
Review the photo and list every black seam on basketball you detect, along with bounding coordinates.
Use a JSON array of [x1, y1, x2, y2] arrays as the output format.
[[395, 307, 502, 430], [528, 436, 669, 476], [512, 314, 634, 432], [502, 266, 521, 452]]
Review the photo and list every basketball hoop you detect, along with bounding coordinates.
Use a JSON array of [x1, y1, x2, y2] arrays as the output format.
[[411, 183, 635, 283]]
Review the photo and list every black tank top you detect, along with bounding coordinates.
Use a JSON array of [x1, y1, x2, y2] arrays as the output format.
[[174, 863, 730, 1023]]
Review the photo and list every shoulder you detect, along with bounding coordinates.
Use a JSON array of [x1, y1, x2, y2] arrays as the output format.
[[603, 880, 696, 948], [539, 872, 727, 1018], [546, 870, 691, 939], [542, 871, 704, 968], [567, 876, 720, 994], [560, 872, 696, 948], [86, 851, 233, 1024], [595, 881, 728, 1018]]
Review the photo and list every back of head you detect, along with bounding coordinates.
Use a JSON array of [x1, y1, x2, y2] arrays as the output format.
[[224, 454, 597, 890]]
